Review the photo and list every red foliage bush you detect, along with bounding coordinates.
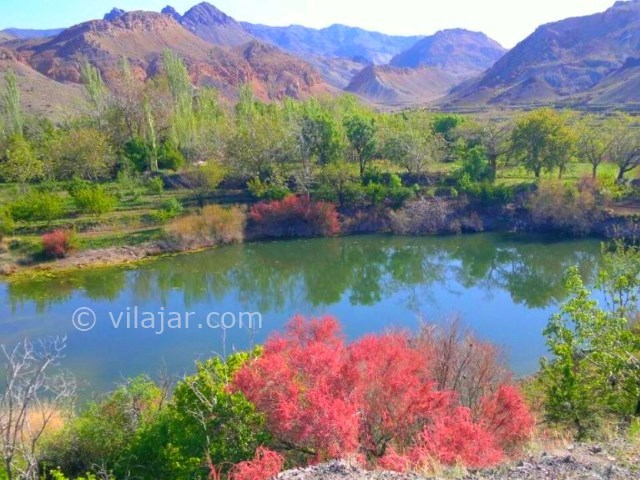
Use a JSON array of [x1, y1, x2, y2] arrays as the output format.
[[233, 316, 360, 459], [409, 407, 503, 469], [232, 316, 533, 471], [248, 195, 340, 238], [42, 229, 76, 258], [229, 447, 284, 480], [480, 385, 534, 452]]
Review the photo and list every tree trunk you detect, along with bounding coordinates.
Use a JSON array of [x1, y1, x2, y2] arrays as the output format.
[[618, 167, 626, 181], [592, 163, 598, 179]]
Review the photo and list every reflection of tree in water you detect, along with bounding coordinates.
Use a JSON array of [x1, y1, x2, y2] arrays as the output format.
[[5, 234, 602, 314], [6, 267, 128, 313], [446, 235, 600, 309]]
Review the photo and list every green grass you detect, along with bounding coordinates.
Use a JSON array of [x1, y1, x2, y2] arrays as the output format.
[[79, 228, 163, 250]]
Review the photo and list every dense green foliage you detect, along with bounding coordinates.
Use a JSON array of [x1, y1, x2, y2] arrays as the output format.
[[0, 49, 638, 280], [541, 243, 640, 438], [43, 352, 269, 480]]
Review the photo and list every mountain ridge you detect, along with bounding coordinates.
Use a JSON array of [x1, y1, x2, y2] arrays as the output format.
[[444, 0, 640, 106]]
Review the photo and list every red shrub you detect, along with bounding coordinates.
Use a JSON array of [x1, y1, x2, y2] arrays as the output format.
[[42, 229, 76, 258], [233, 316, 360, 460], [229, 447, 284, 480], [232, 316, 534, 471], [409, 407, 503, 469], [248, 195, 340, 238], [480, 385, 534, 452], [344, 333, 452, 457], [378, 448, 411, 473]]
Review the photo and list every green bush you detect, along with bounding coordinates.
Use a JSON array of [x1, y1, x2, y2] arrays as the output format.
[[157, 141, 185, 171], [247, 176, 291, 200], [122, 137, 153, 173], [146, 176, 165, 196], [541, 244, 640, 438], [45, 353, 269, 479], [151, 198, 183, 224], [71, 185, 117, 216], [0, 207, 15, 239], [127, 351, 270, 479], [9, 191, 65, 224], [42, 376, 164, 478]]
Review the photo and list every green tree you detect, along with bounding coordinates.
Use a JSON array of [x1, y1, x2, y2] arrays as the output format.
[[380, 112, 446, 176], [80, 60, 107, 129], [163, 50, 195, 155], [433, 113, 465, 143], [183, 161, 226, 207], [1, 69, 23, 139], [607, 114, 640, 181], [71, 185, 118, 216], [576, 114, 616, 179], [344, 114, 377, 180], [2, 135, 43, 184], [510, 108, 576, 179], [50, 128, 115, 180], [542, 244, 640, 438], [458, 119, 510, 179]]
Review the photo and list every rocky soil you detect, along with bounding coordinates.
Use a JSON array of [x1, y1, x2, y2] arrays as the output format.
[[276, 443, 640, 479]]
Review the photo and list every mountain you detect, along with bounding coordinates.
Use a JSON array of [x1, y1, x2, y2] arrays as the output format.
[[0, 47, 84, 118], [346, 64, 456, 106], [446, 0, 640, 106], [103, 8, 126, 21], [15, 11, 330, 100], [583, 57, 640, 106], [242, 22, 423, 65], [311, 56, 369, 89], [0, 32, 14, 43], [161, 5, 181, 21], [1, 28, 65, 39], [390, 29, 506, 78], [175, 2, 254, 47]]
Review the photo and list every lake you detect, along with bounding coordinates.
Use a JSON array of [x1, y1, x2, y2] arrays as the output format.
[[0, 233, 602, 394]]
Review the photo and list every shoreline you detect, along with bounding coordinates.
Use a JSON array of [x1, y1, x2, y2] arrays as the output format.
[[3, 198, 639, 281]]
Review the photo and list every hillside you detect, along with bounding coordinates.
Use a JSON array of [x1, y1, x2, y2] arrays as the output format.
[[242, 22, 423, 65], [0, 47, 84, 118], [583, 57, 640, 106], [445, 0, 640, 106], [15, 11, 330, 101], [310, 55, 369, 89], [346, 65, 455, 106], [390, 29, 506, 78]]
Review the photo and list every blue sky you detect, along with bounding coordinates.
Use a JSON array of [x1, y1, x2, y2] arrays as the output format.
[[0, 0, 619, 47]]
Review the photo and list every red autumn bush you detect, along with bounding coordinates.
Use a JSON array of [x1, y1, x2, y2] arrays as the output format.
[[408, 407, 503, 469], [229, 447, 284, 480], [480, 385, 535, 452], [42, 229, 76, 258], [232, 316, 533, 472], [248, 195, 340, 238]]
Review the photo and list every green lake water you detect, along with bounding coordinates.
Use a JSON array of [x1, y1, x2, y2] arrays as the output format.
[[0, 233, 602, 393]]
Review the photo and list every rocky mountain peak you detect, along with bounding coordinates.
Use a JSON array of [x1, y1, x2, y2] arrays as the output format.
[[107, 11, 180, 32], [161, 5, 182, 21], [182, 2, 237, 26], [103, 8, 126, 22]]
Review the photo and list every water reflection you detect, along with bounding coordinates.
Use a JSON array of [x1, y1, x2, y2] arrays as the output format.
[[0, 233, 602, 389], [6, 234, 600, 313]]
